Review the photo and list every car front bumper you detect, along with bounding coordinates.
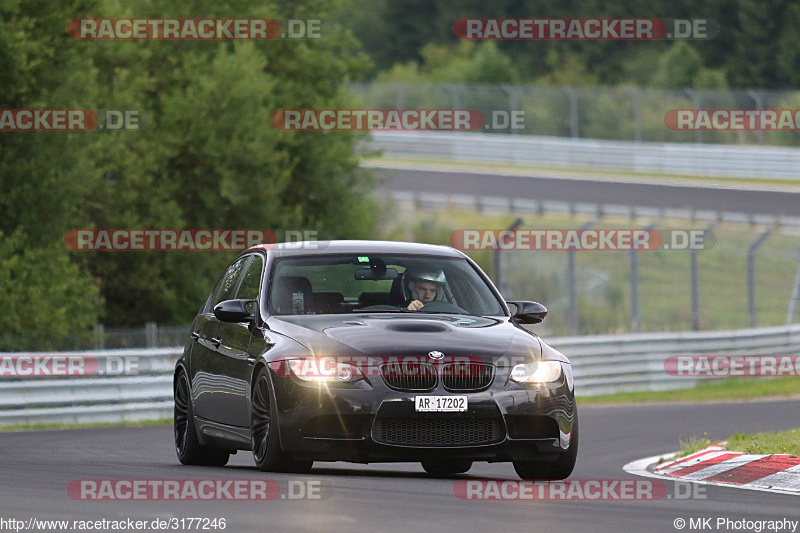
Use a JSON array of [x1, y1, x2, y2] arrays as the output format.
[[269, 364, 576, 463]]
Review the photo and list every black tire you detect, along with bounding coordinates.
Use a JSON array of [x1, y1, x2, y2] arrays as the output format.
[[421, 459, 473, 475], [174, 371, 230, 467], [250, 367, 313, 473], [513, 414, 578, 480]]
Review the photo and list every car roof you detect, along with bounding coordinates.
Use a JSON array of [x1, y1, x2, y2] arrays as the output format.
[[245, 239, 465, 258]]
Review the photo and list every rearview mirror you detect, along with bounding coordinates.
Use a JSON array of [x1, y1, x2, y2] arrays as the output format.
[[354, 268, 398, 281], [507, 300, 547, 324], [214, 299, 256, 323]]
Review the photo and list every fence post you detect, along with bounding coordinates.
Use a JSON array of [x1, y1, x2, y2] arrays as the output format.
[[569, 221, 595, 334], [746, 89, 765, 146], [561, 86, 580, 138], [748, 229, 773, 328], [391, 82, 404, 109], [631, 223, 658, 332], [787, 248, 800, 325], [691, 223, 716, 330], [631, 249, 640, 333], [145, 322, 158, 348], [93, 324, 105, 350], [625, 87, 643, 142], [502, 84, 520, 134], [684, 88, 702, 144], [493, 218, 524, 297], [445, 84, 462, 110]]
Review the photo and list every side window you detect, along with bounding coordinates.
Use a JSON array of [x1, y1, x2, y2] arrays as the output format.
[[237, 256, 264, 300], [208, 257, 249, 310]]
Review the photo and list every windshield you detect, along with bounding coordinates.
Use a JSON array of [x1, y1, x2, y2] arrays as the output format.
[[269, 254, 504, 316]]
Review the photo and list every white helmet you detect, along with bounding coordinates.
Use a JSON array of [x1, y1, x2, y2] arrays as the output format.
[[403, 267, 446, 302]]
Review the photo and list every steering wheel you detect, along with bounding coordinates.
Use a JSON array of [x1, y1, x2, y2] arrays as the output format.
[[416, 301, 469, 314]]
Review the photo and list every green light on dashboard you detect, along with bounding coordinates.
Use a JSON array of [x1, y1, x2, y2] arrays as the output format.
[[357, 256, 370, 262]]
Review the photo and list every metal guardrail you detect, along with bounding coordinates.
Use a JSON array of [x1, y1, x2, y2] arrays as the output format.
[[0, 348, 179, 426], [369, 131, 800, 179], [387, 190, 800, 229], [551, 324, 800, 396], [3, 325, 800, 426]]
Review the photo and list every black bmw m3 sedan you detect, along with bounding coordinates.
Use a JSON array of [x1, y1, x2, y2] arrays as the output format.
[[174, 240, 577, 479]]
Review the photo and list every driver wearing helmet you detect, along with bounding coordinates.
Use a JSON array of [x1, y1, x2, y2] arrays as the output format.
[[404, 268, 446, 311]]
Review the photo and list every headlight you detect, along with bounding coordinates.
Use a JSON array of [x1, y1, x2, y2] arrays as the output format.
[[287, 358, 364, 384], [510, 361, 563, 383]]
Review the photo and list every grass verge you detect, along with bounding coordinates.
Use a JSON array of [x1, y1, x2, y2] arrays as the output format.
[[668, 435, 716, 460], [726, 429, 800, 456], [672, 428, 800, 459], [0, 418, 171, 432], [577, 376, 800, 405]]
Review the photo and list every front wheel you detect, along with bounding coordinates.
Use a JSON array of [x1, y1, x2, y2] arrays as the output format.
[[251, 367, 313, 473], [174, 371, 230, 467], [513, 415, 578, 480]]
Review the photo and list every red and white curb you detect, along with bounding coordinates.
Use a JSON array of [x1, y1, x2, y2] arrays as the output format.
[[624, 445, 800, 495]]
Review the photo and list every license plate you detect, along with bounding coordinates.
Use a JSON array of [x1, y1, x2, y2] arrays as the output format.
[[414, 395, 467, 412]]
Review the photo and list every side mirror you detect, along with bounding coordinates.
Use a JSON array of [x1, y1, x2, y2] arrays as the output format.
[[507, 300, 547, 324], [214, 299, 256, 323]]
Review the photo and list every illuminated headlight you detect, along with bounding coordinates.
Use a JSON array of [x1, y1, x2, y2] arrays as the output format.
[[287, 358, 363, 384], [510, 361, 563, 383]]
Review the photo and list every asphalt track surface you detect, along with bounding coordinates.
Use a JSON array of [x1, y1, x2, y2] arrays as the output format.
[[5, 170, 799, 532], [374, 168, 800, 217], [3, 400, 799, 533]]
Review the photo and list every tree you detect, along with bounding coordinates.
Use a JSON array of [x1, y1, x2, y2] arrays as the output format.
[[727, 0, 799, 88], [0, 0, 104, 343], [76, 0, 377, 325], [0, 0, 378, 334], [0, 230, 102, 350]]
